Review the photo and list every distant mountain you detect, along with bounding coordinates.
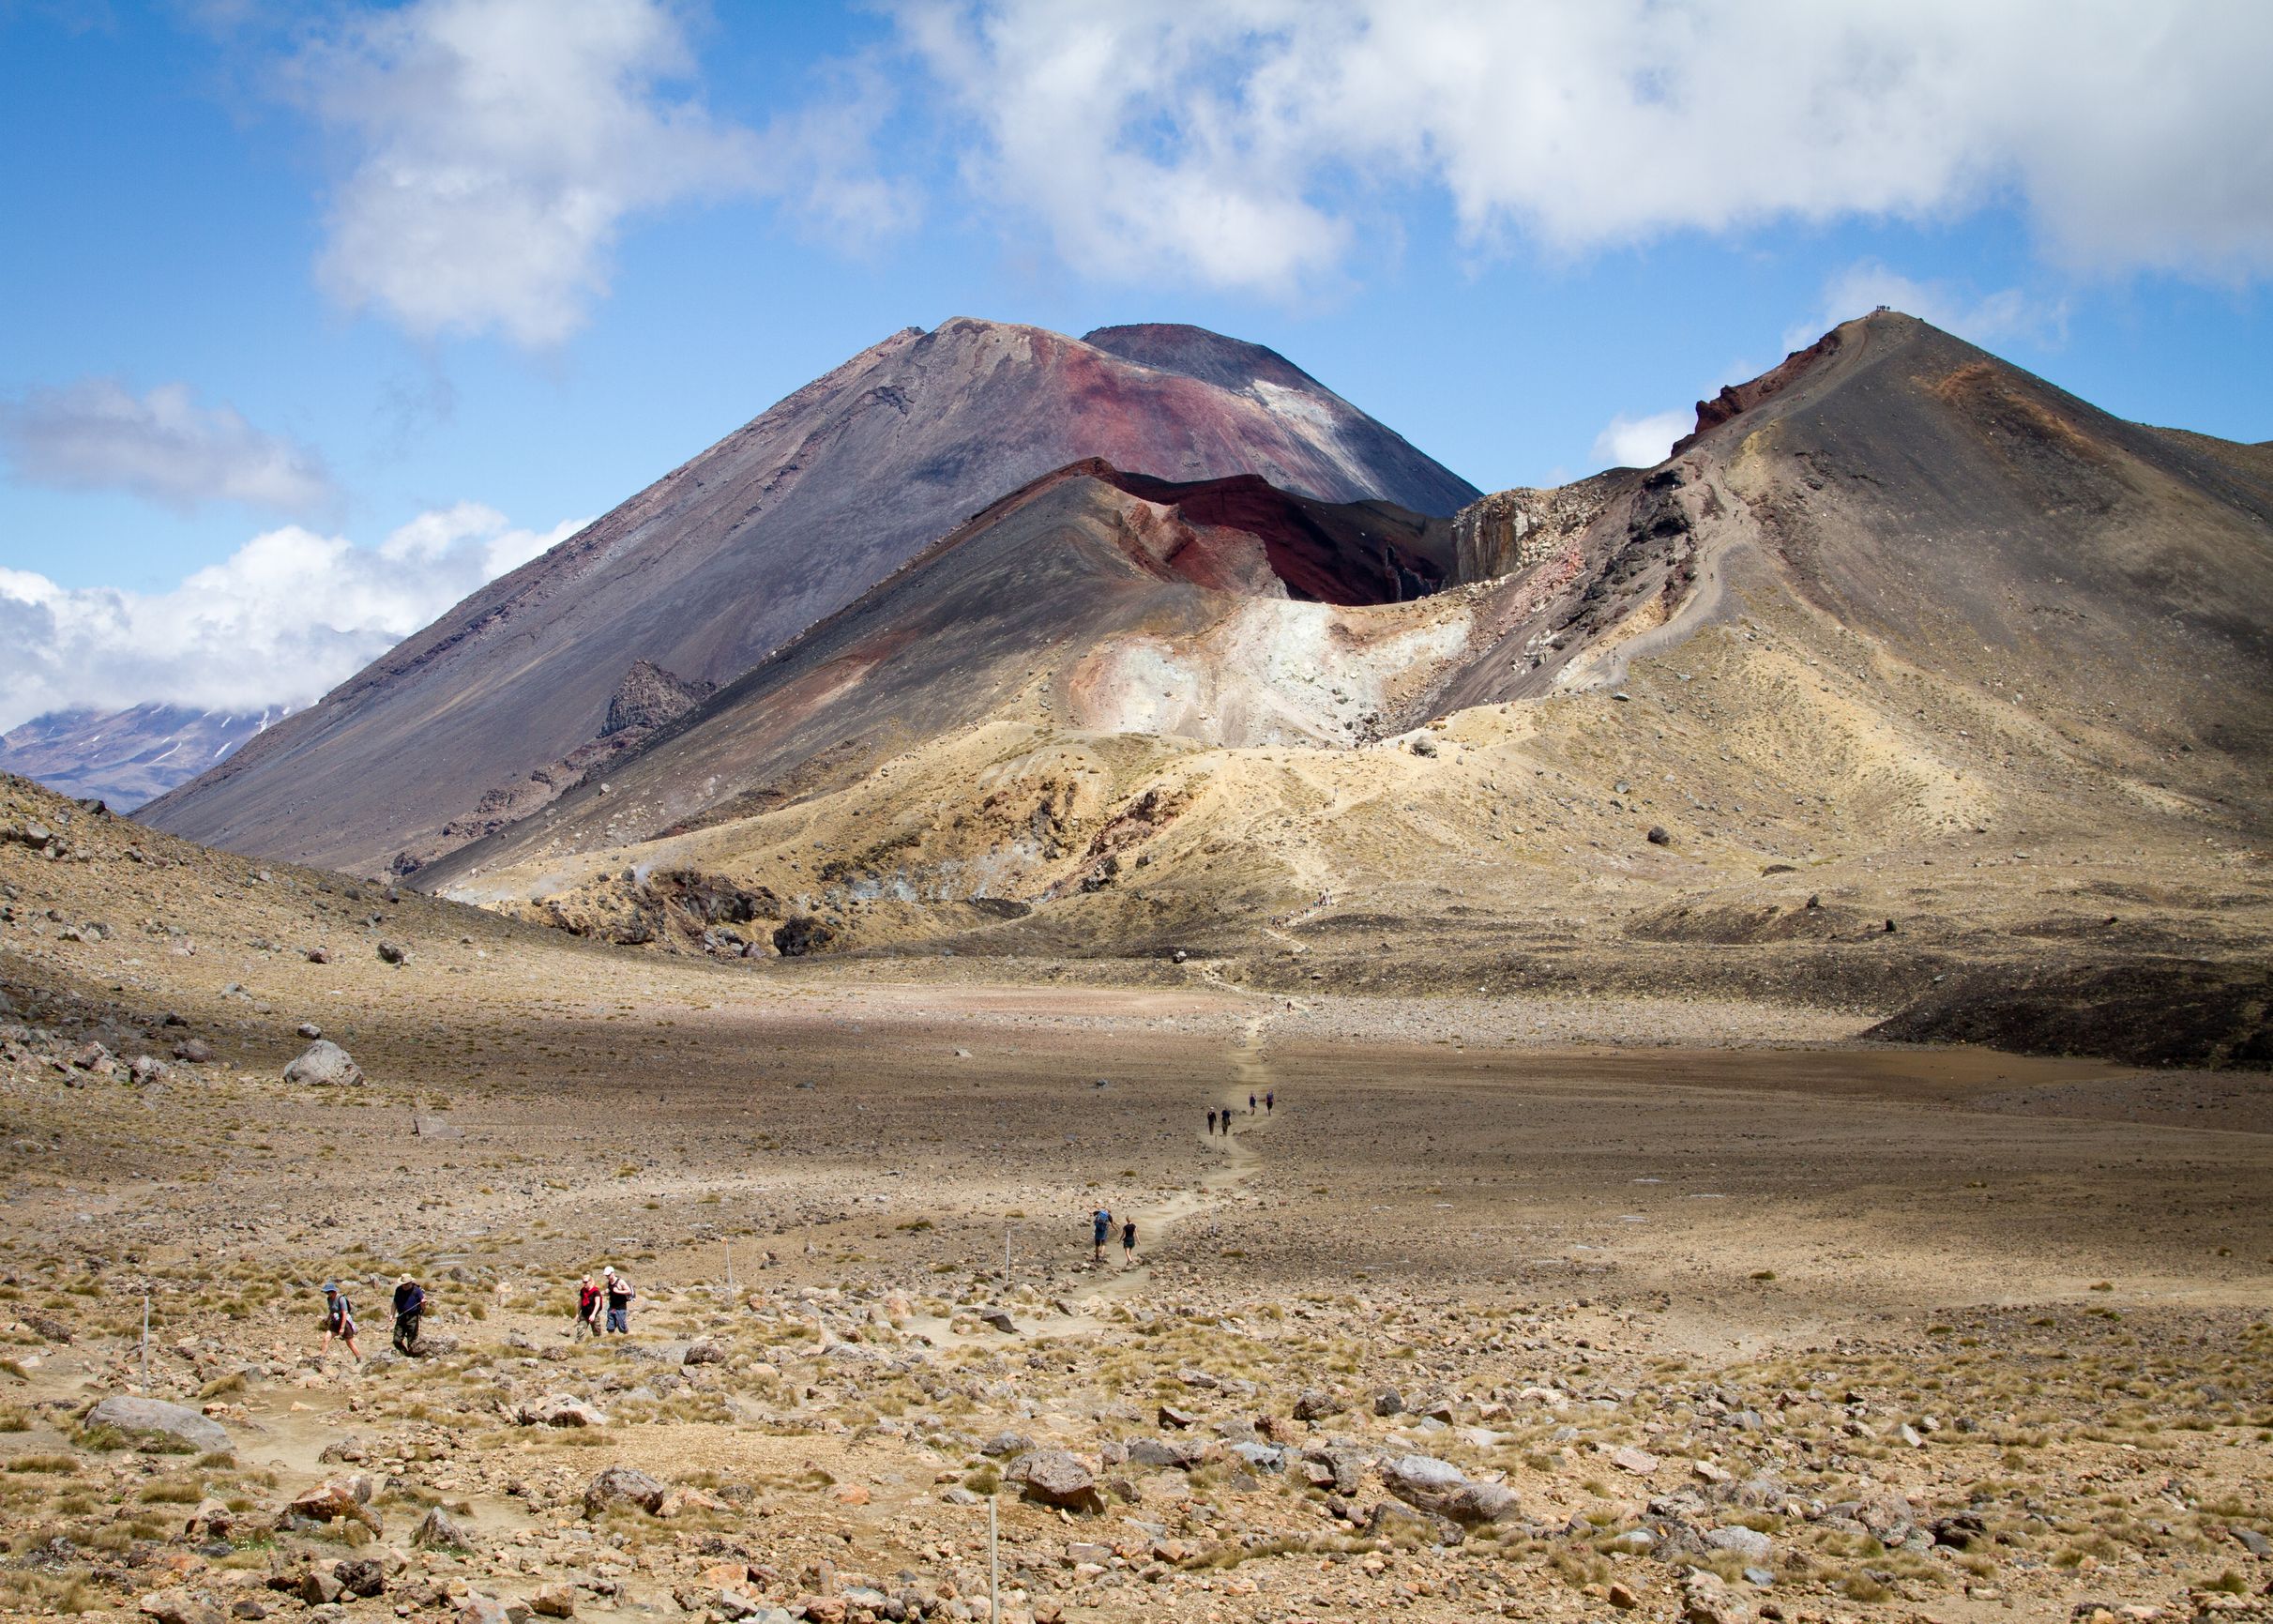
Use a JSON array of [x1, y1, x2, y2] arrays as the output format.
[[139, 318, 1478, 875], [0, 703, 294, 810]]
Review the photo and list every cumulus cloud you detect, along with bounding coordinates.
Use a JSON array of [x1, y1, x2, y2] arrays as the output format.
[[0, 378, 337, 517], [1783, 262, 2069, 355], [898, 0, 2273, 294], [0, 502, 583, 731], [289, 0, 765, 346], [1590, 410, 1693, 471]]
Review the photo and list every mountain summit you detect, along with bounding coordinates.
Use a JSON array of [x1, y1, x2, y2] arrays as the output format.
[[138, 319, 1477, 875]]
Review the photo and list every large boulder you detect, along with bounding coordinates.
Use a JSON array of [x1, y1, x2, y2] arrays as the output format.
[[583, 1465, 668, 1516], [279, 1478, 382, 1535], [517, 1394, 607, 1428], [1381, 1453, 1522, 1525], [87, 1395, 230, 1454], [1005, 1449, 1103, 1513], [283, 1040, 364, 1087], [414, 1506, 477, 1550]]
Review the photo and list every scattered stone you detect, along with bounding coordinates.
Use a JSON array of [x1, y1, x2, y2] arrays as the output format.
[[1372, 1388, 1403, 1416], [296, 1021, 322, 1040], [1705, 1525, 1773, 1563], [87, 1395, 230, 1454], [516, 1394, 607, 1428], [173, 1038, 217, 1064], [526, 1584, 575, 1618], [413, 1507, 476, 1550], [1293, 1388, 1345, 1421], [1646, 825, 1672, 845], [1005, 1449, 1103, 1513], [280, 1479, 382, 1535], [283, 1040, 364, 1086], [376, 941, 409, 965], [583, 1465, 667, 1515], [140, 1589, 223, 1624], [1609, 1445, 1660, 1475]]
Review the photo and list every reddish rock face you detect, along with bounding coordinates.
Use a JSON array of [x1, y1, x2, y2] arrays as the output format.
[[1672, 327, 1845, 456], [141, 318, 1477, 876]]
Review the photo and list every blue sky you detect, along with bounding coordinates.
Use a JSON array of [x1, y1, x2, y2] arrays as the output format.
[[2, 0, 2269, 727]]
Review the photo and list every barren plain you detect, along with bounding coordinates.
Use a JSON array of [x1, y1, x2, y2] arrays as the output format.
[[4, 775, 2270, 1624]]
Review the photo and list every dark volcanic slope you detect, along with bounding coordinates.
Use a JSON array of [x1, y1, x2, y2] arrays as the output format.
[[139, 319, 1477, 876], [419, 461, 1443, 890]]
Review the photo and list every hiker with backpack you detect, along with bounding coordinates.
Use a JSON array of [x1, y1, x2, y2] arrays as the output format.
[[602, 1267, 635, 1333], [574, 1274, 603, 1340], [320, 1281, 363, 1362]]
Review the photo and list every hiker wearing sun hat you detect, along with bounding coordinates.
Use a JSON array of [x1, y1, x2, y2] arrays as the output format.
[[320, 1281, 363, 1362], [390, 1275, 427, 1356]]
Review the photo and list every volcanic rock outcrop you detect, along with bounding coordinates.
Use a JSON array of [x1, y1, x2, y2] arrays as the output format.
[[139, 320, 1477, 875]]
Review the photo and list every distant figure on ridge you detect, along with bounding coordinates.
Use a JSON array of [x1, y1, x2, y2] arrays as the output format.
[[1249, 1092, 1257, 1114], [1206, 1108, 1218, 1135], [390, 1274, 426, 1356], [320, 1281, 363, 1362], [1265, 1090, 1274, 1114]]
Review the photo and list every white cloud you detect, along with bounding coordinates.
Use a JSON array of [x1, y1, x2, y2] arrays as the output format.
[[1590, 411, 1691, 471], [290, 0, 765, 346], [0, 503, 584, 731], [1783, 262, 2069, 355], [898, 0, 2273, 294], [0, 378, 337, 517]]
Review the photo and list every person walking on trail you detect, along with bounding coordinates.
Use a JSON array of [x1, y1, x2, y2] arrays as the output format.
[[1091, 1207, 1113, 1262], [1249, 1092, 1257, 1114], [1220, 1109, 1232, 1138], [1265, 1090, 1274, 1114], [320, 1281, 363, 1362], [574, 1274, 603, 1340], [602, 1267, 635, 1334], [1121, 1217, 1137, 1264], [390, 1275, 426, 1356], [1206, 1108, 1218, 1135]]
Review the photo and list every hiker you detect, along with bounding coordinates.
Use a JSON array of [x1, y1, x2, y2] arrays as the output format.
[[1249, 1092, 1257, 1114], [574, 1274, 603, 1340], [1091, 1207, 1112, 1263], [1121, 1217, 1137, 1263], [320, 1281, 363, 1362], [1265, 1090, 1274, 1114], [1220, 1110, 1231, 1138], [602, 1267, 635, 1334], [1206, 1108, 1218, 1135], [390, 1275, 426, 1356]]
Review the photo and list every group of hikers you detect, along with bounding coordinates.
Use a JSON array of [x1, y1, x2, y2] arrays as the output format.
[[317, 1266, 636, 1360], [317, 1274, 424, 1362], [317, 1090, 1285, 1357], [1206, 1089, 1273, 1137]]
